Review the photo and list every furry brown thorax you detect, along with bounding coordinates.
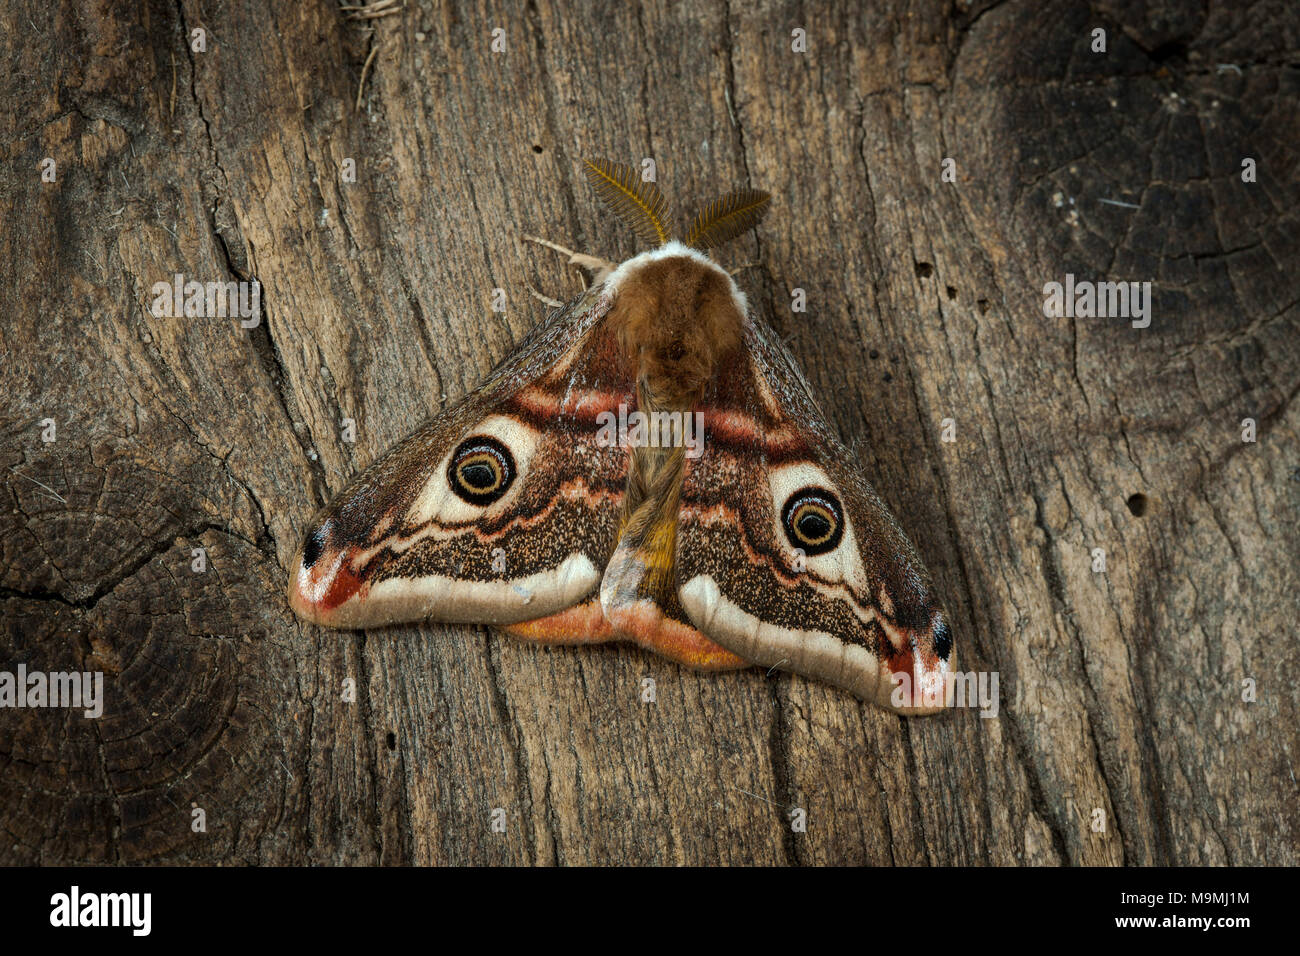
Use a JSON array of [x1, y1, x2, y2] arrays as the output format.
[[604, 246, 745, 411]]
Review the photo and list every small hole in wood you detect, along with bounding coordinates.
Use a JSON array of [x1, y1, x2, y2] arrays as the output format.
[[532, 144, 544, 153], [946, 285, 957, 300], [386, 732, 396, 750], [914, 261, 934, 279], [1147, 41, 1188, 64], [1126, 493, 1148, 517]]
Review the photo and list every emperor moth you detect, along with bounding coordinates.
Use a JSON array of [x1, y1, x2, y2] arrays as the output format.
[[288, 159, 954, 713]]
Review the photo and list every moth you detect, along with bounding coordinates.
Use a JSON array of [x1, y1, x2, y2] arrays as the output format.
[[288, 159, 954, 713]]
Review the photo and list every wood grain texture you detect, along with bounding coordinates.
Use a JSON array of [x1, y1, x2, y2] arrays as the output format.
[[1, 0, 1297, 865]]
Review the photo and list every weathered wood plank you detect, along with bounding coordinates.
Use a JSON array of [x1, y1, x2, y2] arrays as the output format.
[[1, 0, 1296, 865]]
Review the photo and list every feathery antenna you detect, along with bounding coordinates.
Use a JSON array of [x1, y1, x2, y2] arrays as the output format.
[[685, 189, 771, 250], [583, 158, 672, 247]]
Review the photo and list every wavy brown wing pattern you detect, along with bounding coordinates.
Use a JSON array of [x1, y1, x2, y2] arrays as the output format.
[[287, 287, 633, 631], [675, 317, 954, 712]]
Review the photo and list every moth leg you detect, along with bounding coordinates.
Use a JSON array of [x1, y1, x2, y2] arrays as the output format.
[[527, 285, 565, 309], [523, 234, 617, 288]]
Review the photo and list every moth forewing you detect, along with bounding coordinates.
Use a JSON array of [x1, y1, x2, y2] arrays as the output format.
[[287, 287, 631, 632], [671, 320, 955, 713]]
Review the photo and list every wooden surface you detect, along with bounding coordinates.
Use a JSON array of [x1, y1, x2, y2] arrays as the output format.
[[2, 0, 1297, 865]]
